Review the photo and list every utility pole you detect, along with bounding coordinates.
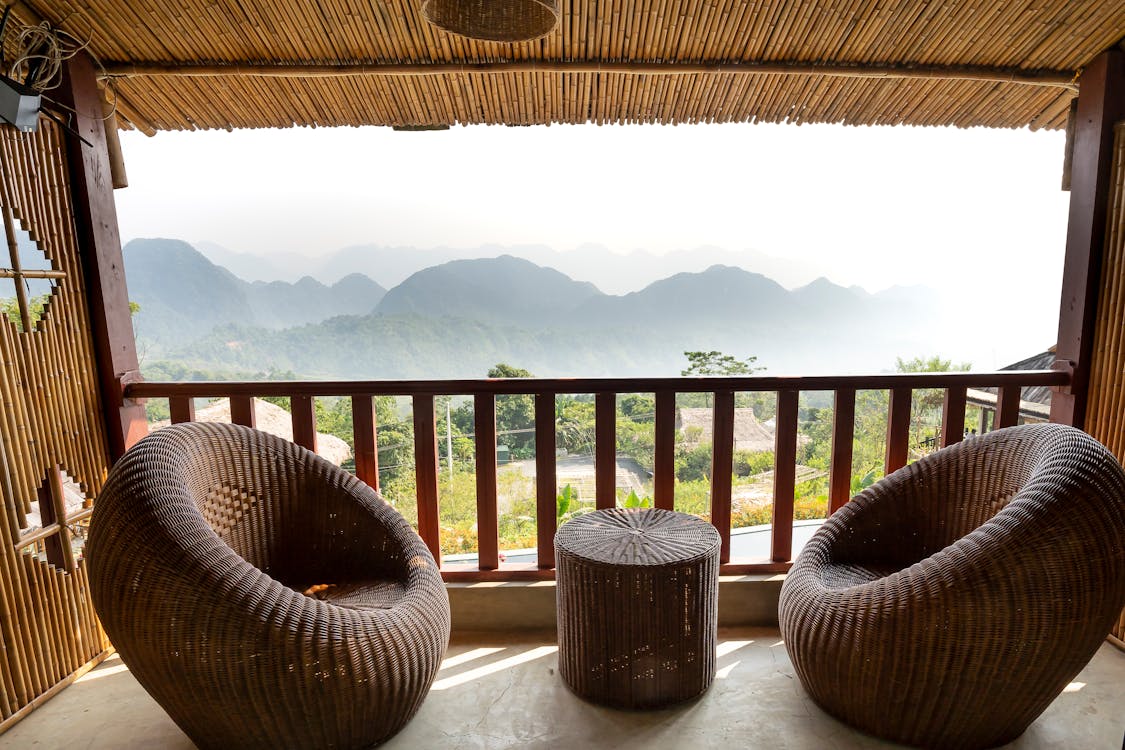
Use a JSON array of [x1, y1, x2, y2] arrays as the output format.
[[446, 399, 454, 481]]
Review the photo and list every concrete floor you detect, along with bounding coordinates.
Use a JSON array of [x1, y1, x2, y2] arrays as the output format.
[[2, 629, 1122, 749]]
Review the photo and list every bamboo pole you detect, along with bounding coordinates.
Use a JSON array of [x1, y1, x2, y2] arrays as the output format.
[[100, 59, 1079, 90], [1, 205, 32, 334]]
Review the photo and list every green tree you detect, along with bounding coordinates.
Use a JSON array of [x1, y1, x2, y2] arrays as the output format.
[[896, 354, 972, 450], [1, 293, 49, 329], [488, 363, 534, 379], [681, 350, 765, 377], [894, 355, 971, 374], [488, 363, 536, 458]]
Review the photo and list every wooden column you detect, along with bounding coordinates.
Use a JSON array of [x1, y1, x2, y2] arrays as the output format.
[[474, 394, 499, 571], [828, 388, 855, 514], [710, 390, 735, 563], [771, 390, 798, 563], [534, 393, 556, 568], [351, 396, 380, 491], [594, 392, 616, 509], [652, 390, 676, 510], [413, 395, 441, 563], [1052, 49, 1125, 427], [57, 53, 147, 459]]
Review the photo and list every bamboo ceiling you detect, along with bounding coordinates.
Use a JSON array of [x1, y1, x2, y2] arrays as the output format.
[[15, 0, 1125, 132]]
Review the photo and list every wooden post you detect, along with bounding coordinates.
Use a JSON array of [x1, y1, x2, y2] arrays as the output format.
[[474, 394, 499, 571], [885, 388, 911, 473], [595, 392, 616, 509], [828, 388, 855, 514], [229, 396, 256, 428], [534, 393, 556, 568], [771, 390, 798, 562], [56, 53, 147, 459], [169, 397, 195, 424], [710, 390, 735, 563], [1052, 49, 1125, 427], [653, 390, 676, 510], [995, 386, 1021, 429], [290, 395, 317, 452], [941, 387, 967, 447], [351, 396, 380, 491], [413, 395, 442, 563]]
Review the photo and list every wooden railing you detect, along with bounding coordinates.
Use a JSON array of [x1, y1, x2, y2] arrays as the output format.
[[126, 370, 1069, 581]]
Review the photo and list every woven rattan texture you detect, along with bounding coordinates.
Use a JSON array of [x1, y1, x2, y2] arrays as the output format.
[[421, 0, 560, 42], [779, 423, 1125, 750], [86, 422, 450, 749], [556, 508, 720, 708]]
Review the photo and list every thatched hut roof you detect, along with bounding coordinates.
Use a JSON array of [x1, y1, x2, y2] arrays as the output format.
[[677, 407, 776, 453], [150, 399, 352, 466], [12, 1, 1125, 132]]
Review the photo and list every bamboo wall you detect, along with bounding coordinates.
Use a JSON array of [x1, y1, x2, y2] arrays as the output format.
[[0, 119, 112, 729], [1085, 122, 1125, 646]]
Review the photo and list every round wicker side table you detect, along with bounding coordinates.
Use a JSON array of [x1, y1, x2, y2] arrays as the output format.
[[555, 507, 721, 709]]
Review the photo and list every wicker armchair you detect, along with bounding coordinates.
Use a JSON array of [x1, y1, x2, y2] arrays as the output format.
[[779, 424, 1125, 749], [87, 422, 450, 749]]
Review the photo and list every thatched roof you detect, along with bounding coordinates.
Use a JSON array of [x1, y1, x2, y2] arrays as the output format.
[[678, 407, 776, 453], [150, 398, 352, 466], [15, 1, 1125, 132], [970, 348, 1056, 421]]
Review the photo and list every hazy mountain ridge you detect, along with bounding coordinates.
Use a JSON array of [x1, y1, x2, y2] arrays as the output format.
[[125, 239, 386, 347], [376, 256, 602, 325], [129, 238, 948, 377], [194, 239, 826, 294]]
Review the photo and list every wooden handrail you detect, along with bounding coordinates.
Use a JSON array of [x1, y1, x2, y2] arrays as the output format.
[[129, 369, 1069, 582], [125, 370, 1068, 399]]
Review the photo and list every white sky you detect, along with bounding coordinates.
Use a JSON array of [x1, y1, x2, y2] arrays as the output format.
[[116, 122, 1069, 295]]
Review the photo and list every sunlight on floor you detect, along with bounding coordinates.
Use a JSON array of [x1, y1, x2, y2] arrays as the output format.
[[430, 645, 558, 691]]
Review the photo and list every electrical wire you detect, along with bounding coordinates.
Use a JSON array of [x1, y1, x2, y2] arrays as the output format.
[[7, 19, 89, 92]]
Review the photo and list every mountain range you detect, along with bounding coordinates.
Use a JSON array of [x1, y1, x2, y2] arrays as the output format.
[[125, 238, 386, 344], [125, 238, 946, 378], [193, 240, 826, 295]]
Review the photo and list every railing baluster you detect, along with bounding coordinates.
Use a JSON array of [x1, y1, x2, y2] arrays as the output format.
[[124, 369, 1071, 581], [290, 395, 317, 452], [653, 390, 676, 511], [995, 385, 1021, 428], [169, 396, 195, 424], [710, 390, 735, 563], [230, 396, 255, 428], [412, 395, 442, 563], [474, 393, 499, 571], [535, 393, 557, 569], [595, 392, 616, 510], [941, 386, 967, 447], [829, 388, 855, 514], [351, 395, 380, 491], [772, 389, 799, 562], [885, 387, 911, 473]]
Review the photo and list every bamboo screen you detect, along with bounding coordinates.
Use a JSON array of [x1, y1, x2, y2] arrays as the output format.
[[0, 119, 112, 730], [1086, 122, 1125, 646]]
